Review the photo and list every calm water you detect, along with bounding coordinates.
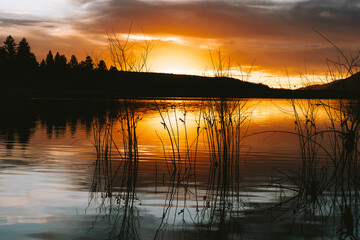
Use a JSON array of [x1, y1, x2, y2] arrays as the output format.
[[0, 98, 359, 240]]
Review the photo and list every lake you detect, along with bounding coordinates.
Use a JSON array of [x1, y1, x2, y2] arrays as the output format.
[[0, 98, 359, 240]]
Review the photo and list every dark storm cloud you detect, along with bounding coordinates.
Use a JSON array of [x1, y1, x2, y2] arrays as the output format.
[[2, 0, 359, 45], [0, 18, 44, 27], [77, 0, 360, 41], [291, 0, 360, 28]]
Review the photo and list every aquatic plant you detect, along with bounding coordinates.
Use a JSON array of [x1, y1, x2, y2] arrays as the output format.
[[270, 34, 360, 239], [89, 99, 142, 240], [107, 23, 154, 72], [153, 98, 254, 240], [197, 98, 251, 239], [154, 100, 202, 240]]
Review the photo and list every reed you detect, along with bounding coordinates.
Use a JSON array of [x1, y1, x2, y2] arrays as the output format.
[[107, 23, 154, 72], [208, 49, 232, 78], [271, 34, 360, 238], [88, 99, 142, 240], [196, 98, 251, 239], [154, 100, 202, 240], [154, 48, 256, 238], [153, 98, 253, 239]]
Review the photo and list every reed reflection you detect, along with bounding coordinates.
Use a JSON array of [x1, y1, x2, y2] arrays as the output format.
[[154, 99, 252, 240], [153, 100, 201, 240], [88, 99, 141, 240], [197, 99, 252, 240], [85, 98, 360, 239], [272, 99, 360, 239]]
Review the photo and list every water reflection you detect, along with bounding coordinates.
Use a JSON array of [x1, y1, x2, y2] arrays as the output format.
[[88, 99, 141, 240], [271, 99, 360, 239], [1, 98, 360, 239], [154, 100, 201, 240], [195, 99, 252, 240], [0, 101, 37, 149], [0, 100, 120, 149]]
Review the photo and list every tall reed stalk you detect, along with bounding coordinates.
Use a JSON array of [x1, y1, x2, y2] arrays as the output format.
[[89, 99, 142, 240], [154, 101, 202, 240], [196, 98, 250, 239], [272, 34, 360, 238], [108, 23, 154, 72], [154, 98, 253, 239]]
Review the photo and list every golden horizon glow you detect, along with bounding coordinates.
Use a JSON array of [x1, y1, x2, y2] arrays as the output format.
[[149, 45, 208, 75]]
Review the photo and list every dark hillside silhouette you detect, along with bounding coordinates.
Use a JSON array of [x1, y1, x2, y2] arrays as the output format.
[[300, 72, 360, 91]]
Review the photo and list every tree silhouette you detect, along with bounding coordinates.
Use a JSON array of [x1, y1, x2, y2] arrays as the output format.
[[109, 66, 118, 71], [17, 38, 38, 71], [2, 35, 17, 72], [17, 38, 31, 56], [0, 47, 7, 72], [45, 50, 54, 67], [81, 56, 94, 71], [97, 60, 107, 71], [69, 55, 79, 70], [54, 52, 68, 70], [39, 59, 46, 70], [4, 35, 16, 62]]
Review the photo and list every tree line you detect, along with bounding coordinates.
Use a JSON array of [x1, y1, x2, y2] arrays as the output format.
[[0, 35, 115, 75]]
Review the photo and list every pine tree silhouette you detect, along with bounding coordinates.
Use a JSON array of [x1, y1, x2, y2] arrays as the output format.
[[45, 50, 54, 67], [69, 55, 79, 70], [17, 38, 38, 72], [97, 60, 107, 71]]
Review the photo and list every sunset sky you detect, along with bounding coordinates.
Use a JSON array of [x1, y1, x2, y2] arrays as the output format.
[[1, 0, 359, 87]]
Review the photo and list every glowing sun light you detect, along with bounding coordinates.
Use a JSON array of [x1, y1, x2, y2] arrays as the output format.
[[150, 46, 207, 75]]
